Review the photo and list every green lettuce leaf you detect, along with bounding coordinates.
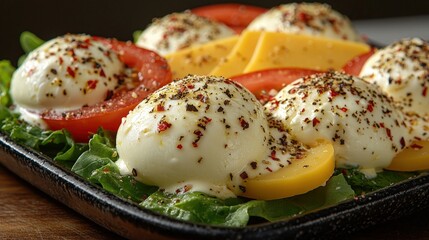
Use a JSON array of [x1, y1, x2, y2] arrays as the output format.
[[338, 168, 418, 195], [18, 31, 45, 66], [140, 174, 355, 227], [71, 129, 117, 180], [20, 31, 45, 54], [0, 60, 15, 107], [89, 161, 158, 202], [133, 30, 143, 43]]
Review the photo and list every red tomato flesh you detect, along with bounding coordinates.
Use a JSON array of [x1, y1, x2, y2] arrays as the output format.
[[191, 4, 267, 33], [342, 48, 376, 76], [41, 37, 172, 142], [230, 68, 322, 100]]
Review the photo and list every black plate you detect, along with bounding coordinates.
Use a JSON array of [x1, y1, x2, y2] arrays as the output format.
[[1, 131, 429, 239], [2, 1, 429, 239]]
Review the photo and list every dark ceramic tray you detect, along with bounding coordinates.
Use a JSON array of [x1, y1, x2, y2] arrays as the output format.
[[1, 131, 429, 240]]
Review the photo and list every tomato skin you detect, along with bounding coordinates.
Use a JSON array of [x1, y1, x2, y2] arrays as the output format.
[[342, 48, 376, 76], [42, 38, 172, 142], [230, 68, 322, 99], [191, 4, 267, 33]]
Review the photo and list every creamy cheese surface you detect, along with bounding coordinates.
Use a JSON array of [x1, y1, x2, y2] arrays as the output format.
[[136, 12, 236, 55], [359, 38, 429, 117], [10, 34, 126, 117], [116, 75, 272, 198], [265, 71, 416, 174], [246, 3, 363, 42]]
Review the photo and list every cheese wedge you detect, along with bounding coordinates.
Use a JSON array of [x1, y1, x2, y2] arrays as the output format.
[[210, 31, 262, 78], [244, 32, 371, 73], [242, 142, 335, 200], [165, 36, 239, 79]]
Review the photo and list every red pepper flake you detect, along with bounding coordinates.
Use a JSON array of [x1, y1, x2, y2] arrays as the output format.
[[423, 86, 428, 97], [87, 80, 98, 89], [77, 42, 89, 49], [102, 167, 110, 173], [266, 167, 273, 172], [59, 57, 64, 65], [239, 116, 249, 130], [312, 117, 320, 127], [240, 171, 249, 180], [400, 137, 406, 148], [367, 100, 374, 112], [184, 185, 192, 192], [202, 116, 212, 123], [340, 107, 348, 112], [157, 120, 172, 132], [156, 104, 165, 112], [386, 128, 393, 141], [297, 11, 313, 24], [187, 84, 194, 89], [411, 143, 423, 150], [67, 66, 76, 78], [175, 185, 192, 194], [196, 94, 207, 103], [379, 122, 385, 128], [270, 150, 280, 161], [99, 68, 106, 78], [177, 144, 183, 150], [192, 142, 198, 148], [329, 89, 339, 98], [194, 130, 203, 137]]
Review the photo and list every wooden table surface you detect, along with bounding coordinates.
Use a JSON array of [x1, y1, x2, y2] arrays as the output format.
[[2, 163, 429, 240]]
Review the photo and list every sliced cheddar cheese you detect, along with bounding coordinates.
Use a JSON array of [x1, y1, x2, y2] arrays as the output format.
[[165, 36, 239, 79], [244, 32, 371, 73], [386, 141, 429, 171], [210, 31, 262, 78], [242, 142, 335, 200]]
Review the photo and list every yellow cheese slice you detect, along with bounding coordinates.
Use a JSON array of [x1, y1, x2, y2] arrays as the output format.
[[386, 141, 429, 171], [210, 31, 262, 78], [244, 32, 371, 73], [241, 142, 335, 200], [165, 36, 239, 79]]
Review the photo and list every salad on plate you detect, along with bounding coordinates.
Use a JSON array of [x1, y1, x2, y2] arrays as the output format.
[[1, 2, 429, 229]]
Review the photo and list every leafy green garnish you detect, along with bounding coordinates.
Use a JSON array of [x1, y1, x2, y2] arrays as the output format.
[[72, 130, 158, 201], [339, 168, 418, 195], [133, 30, 143, 43], [0, 60, 15, 107], [18, 32, 45, 66], [141, 174, 355, 226], [71, 129, 117, 180], [20, 31, 45, 54], [90, 161, 158, 202]]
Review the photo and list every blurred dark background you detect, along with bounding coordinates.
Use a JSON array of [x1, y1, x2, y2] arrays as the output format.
[[1, 0, 429, 64]]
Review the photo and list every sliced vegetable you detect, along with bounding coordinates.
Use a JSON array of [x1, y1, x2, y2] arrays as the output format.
[[41, 38, 172, 142], [191, 4, 267, 33], [342, 48, 376, 76], [230, 68, 321, 99]]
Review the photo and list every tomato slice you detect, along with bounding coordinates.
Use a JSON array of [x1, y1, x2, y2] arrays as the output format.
[[342, 48, 376, 76], [230, 68, 322, 100], [41, 37, 172, 142], [191, 4, 267, 33]]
